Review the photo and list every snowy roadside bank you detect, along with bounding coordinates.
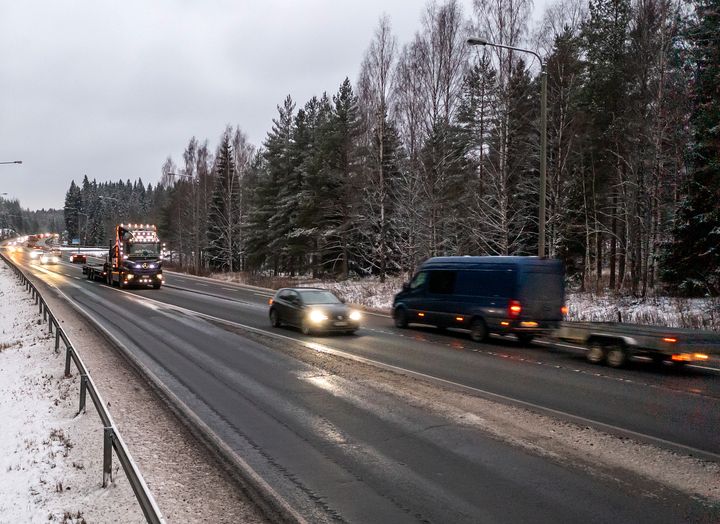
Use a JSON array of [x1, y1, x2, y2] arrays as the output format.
[[0, 263, 143, 522]]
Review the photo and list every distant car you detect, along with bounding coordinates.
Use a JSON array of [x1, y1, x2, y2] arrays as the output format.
[[70, 253, 87, 264], [40, 251, 61, 264], [268, 288, 361, 335]]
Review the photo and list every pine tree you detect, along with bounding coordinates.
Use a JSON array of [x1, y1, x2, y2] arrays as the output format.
[[661, 0, 720, 295], [63, 181, 83, 242], [206, 132, 240, 271]]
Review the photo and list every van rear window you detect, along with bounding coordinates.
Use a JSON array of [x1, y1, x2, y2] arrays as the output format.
[[520, 272, 563, 298]]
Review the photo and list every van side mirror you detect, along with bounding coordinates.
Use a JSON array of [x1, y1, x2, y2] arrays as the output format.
[[402, 282, 410, 292]]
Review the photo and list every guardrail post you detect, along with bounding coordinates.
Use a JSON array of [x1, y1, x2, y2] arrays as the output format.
[[42, 303, 47, 322], [64, 346, 73, 377], [103, 427, 114, 487], [48, 315, 54, 334], [79, 375, 87, 414], [55, 330, 61, 353]]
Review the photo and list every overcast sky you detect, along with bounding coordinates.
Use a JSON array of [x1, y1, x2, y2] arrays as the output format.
[[2, 0, 544, 210]]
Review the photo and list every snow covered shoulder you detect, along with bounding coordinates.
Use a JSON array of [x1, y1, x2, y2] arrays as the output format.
[[0, 263, 143, 522]]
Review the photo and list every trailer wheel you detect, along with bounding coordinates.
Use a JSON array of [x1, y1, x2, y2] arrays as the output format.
[[606, 345, 627, 368], [586, 342, 606, 365]]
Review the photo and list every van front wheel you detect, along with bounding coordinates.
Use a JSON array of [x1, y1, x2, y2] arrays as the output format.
[[470, 318, 488, 343], [394, 308, 408, 329]]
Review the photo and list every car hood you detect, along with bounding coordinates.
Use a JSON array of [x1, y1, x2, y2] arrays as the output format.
[[306, 304, 351, 316]]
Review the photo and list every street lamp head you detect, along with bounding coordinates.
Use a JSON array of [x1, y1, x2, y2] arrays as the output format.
[[467, 37, 488, 46], [0, 160, 22, 165]]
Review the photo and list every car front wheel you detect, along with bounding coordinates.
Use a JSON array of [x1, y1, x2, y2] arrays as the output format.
[[394, 307, 408, 328], [270, 309, 281, 327], [301, 319, 312, 336]]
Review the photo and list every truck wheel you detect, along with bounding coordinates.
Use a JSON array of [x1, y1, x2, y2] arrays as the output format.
[[470, 318, 488, 343], [394, 308, 408, 329], [586, 342, 606, 365], [606, 345, 627, 368]]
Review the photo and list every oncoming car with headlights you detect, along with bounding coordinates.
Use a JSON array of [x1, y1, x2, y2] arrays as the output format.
[[40, 250, 62, 265], [268, 288, 361, 335]]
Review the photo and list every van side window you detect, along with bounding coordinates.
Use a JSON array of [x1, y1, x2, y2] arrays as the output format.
[[410, 271, 428, 290], [455, 269, 516, 297], [428, 270, 456, 294]]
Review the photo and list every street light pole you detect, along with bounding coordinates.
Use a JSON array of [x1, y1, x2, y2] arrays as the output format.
[[0, 160, 22, 165], [467, 37, 547, 258]]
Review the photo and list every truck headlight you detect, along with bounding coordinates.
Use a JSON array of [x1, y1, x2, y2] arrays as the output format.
[[126, 274, 134, 280], [349, 310, 362, 321], [308, 309, 328, 323]]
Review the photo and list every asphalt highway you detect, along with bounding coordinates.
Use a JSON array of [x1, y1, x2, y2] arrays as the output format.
[[6, 249, 719, 523]]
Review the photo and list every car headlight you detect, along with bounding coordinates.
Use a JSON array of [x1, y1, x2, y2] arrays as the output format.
[[126, 274, 134, 280], [148, 263, 156, 269], [308, 309, 328, 323], [40, 256, 48, 263], [349, 310, 362, 322]]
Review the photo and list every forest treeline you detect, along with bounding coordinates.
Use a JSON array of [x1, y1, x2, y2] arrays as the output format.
[[53, 0, 719, 296]]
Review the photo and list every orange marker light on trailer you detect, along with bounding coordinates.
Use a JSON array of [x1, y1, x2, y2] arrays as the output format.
[[693, 353, 709, 361], [663, 337, 678, 343], [418, 312, 425, 317], [561, 306, 568, 315], [268, 298, 273, 305], [455, 317, 464, 322]]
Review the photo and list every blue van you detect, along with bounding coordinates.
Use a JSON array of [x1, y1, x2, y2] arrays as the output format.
[[392, 256, 565, 344]]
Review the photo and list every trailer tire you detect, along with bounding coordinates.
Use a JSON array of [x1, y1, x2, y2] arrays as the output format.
[[606, 345, 627, 368], [587, 342, 606, 365]]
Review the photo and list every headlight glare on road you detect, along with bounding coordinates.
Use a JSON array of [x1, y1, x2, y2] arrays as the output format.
[[349, 310, 362, 321], [308, 309, 328, 323]]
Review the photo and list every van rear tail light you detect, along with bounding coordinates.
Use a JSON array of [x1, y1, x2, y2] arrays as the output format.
[[509, 300, 522, 318], [561, 306, 568, 316]]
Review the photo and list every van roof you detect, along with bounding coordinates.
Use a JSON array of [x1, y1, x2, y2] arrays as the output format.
[[421, 256, 562, 269]]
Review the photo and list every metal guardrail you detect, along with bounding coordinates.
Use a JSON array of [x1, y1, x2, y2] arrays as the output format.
[[0, 251, 164, 523]]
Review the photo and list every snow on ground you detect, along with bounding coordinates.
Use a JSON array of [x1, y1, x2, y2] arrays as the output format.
[[205, 270, 720, 331], [0, 263, 143, 523]]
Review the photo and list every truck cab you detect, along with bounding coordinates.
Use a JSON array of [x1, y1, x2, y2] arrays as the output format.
[[105, 224, 164, 289]]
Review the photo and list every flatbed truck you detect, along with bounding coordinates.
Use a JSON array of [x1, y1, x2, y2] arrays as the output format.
[[555, 321, 720, 368], [83, 223, 164, 289]]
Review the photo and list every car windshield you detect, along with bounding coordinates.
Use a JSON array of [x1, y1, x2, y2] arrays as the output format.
[[127, 242, 160, 257], [299, 290, 341, 304]]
